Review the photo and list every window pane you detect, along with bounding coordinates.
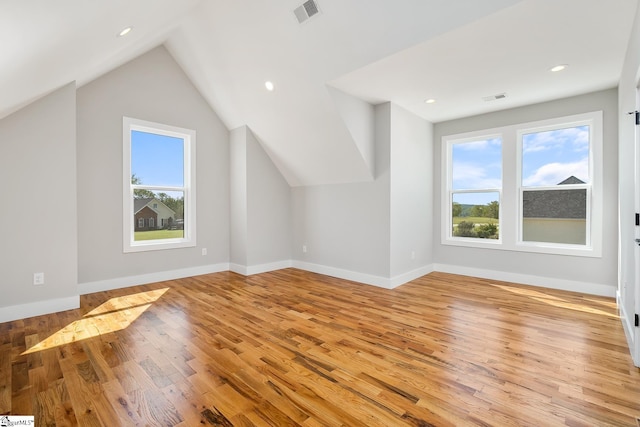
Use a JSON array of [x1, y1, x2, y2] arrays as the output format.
[[522, 125, 589, 186], [452, 137, 501, 190], [131, 130, 184, 187], [522, 188, 586, 244], [452, 192, 500, 239], [133, 190, 184, 241]]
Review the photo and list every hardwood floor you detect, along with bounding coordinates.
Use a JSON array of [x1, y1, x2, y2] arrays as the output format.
[[1, 269, 639, 426]]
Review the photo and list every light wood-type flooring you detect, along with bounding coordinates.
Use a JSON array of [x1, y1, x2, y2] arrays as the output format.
[[1, 269, 639, 426]]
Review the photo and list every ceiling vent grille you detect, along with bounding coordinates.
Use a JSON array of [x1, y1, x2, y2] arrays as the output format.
[[294, 0, 320, 24], [482, 93, 507, 102]]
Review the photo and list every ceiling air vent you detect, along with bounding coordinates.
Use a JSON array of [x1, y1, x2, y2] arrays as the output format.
[[482, 93, 507, 102], [294, 0, 320, 24]]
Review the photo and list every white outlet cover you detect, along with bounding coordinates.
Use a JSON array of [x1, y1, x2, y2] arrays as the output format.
[[33, 273, 44, 285]]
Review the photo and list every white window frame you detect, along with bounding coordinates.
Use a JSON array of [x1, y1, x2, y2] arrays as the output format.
[[443, 133, 503, 248], [516, 112, 602, 256], [123, 117, 196, 253], [441, 111, 602, 258]]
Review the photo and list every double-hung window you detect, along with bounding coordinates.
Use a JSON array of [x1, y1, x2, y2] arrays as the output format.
[[123, 117, 196, 252], [442, 111, 602, 257], [519, 122, 593, 247], [446, 136, 502, 244]]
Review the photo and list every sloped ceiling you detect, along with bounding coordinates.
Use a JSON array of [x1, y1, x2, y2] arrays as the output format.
[[0, 0, 201, 116], [1, 0, 637, 186]]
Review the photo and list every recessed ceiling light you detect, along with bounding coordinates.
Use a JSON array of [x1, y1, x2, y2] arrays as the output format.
[[424, 98, 436, 104], [550, 64, 567, 72], [118, 26, 133, 37], [265, 81, 275, 91]]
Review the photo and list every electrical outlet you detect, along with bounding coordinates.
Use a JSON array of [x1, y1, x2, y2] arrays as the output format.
[[411, 251, 416, 260], [302, 245, 307, 253], [202, 248, 208, 256], [33, 272, 44, 286]]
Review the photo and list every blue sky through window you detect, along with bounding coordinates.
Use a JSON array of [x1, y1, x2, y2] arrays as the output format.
[[452, 137, 501, 205], [131, 130, 184, 187], [522, 125, 589, 186]]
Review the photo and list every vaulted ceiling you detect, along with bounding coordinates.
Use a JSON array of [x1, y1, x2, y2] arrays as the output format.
[[1, 0, 637, 186]]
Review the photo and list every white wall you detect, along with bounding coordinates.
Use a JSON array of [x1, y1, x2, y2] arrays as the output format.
[[0, 83, 79, 321], [389, 103, 433, 277], [291, 103, 392, 281], [291, 102, 434, 287], [246, 127, 292, 269], [230, 127, 248, 267], [77, 46, 230, 292], [290, 174, 391, 282], [230, 125, 292, 273], [618, 3, 640, 365], [433, 89, 618, 296], [327, 86, 376, 177]]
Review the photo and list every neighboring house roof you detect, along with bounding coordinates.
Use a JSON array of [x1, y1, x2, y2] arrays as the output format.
[[557, 176, 585, 185], [134, 198, 154, 214], [522, 176, 586, 219], [133, 198, 175, 216]]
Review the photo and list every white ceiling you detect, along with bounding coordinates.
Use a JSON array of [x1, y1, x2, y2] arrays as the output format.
[[1, 0, 637, 186], [0, 0, 201, 116], [330, 0, 637, 123]]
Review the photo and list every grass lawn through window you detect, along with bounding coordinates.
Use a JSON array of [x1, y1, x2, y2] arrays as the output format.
[[134, 230, 184, 241], [452, 216, 499, 239]]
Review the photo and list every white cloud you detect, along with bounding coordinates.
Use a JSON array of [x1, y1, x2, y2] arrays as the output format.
[[523, 158, 588, 186], [523, 126, 589, 154], [453, 162, 501, 189], [457, 140, 488, 151], [455, 137, 501, 151]]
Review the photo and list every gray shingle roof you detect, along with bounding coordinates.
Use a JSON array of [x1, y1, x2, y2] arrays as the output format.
[[522, 176, 586, 219], [557, 176, 585, 185], [134, 198, 154, 214]]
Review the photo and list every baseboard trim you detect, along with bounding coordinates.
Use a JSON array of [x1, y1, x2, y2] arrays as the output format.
[[78, 260, 432, 295], [78, 263, 230, 295], [618, 290, 639, 367], [291, 261, 433, 289], [292, 261, 392, 288], [390, 265, 435, 288], [229, 263, 247, 275], [0, 295, 80, 324], [12, 261, 616, 324], [434, 263, 616, 297], [230, 260, 293, 276]]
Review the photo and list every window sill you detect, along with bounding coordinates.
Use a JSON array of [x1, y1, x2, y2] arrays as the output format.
[[124, 239, 196, 253], [441, 238, 601, 258]]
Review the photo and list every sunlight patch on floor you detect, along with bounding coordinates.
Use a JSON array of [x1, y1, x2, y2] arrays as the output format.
[[489, 283, 617, 318], [22, 288, 169, 355]]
